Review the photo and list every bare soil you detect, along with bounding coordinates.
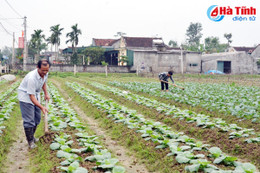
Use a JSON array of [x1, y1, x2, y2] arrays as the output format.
[[3, 120, 30, 173]]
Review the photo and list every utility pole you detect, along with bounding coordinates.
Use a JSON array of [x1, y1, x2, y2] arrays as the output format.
[[23, 16, 27, 71], [12, 32, 15, 69]]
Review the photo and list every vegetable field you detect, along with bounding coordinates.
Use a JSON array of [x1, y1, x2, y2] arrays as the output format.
[[0, 73, 259, 173]]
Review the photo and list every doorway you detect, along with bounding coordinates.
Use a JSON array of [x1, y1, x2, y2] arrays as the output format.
[[217, 61, 231, 73]]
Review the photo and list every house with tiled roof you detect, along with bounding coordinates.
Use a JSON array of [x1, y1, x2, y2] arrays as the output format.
[[228, 46, 255, 54], [228, 45, 260, 73], [92, 38, 119, 47], [111, 36, 169, 66], [105, 36, 203, 73]]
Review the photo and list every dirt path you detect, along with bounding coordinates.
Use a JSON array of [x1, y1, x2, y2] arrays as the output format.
[[3, 120, 30, 173], [52, 80, 151, 173]]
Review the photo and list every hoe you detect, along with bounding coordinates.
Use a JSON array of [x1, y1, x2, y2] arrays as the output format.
[[160, 80, 185, 90], [39, 100, 57, 143]]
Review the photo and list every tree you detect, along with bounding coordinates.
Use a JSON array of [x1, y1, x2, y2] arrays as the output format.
[[29, 29, 46, 63], [204, 36, 227, 53], [1, 47, 12, 65], [205, 37, 219, 53], [224, 33, 232, 47], [0, 49, 3, 65], [15, 48, 24, 63], [186, 22, 203, 51], [168, 40, 178, 48], [119, 55, 128, 66], [83, 47, 105, 65], [50, 24, 64, 60], [46, 36, 54, 51], [0, 50, 2, 60], [114, 32, 126, 37], [1, 46, 12, 58], [66, 24, 82, 65]]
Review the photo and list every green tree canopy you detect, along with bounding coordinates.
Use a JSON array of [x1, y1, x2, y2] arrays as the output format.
[[168, 40, 178, 48], [66, 24, 82, 65], [29, 30, 46, 54], [224, 33, 232, 46], [50, 24, 64, 46], [204, 36, 227, 53], [0, 47, 12, 65], [83, 47, 105, 65], [0, 50, 2, 60], [186, 22, 203, 51], [50, 24, 64, 55], [119, 55, 128, 66]]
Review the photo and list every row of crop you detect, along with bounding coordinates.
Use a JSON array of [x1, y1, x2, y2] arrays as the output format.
[[47, 83, 125, 173], [67, 82, 257, 173], [89, 82, 259, 142], [0, 81, 19, 105], [109, 82, 260, 123], [0, 82, 20, 136], [0, 93, 17, 136], [0, 80, 7, 86]]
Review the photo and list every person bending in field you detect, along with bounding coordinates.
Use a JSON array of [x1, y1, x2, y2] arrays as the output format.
[[18, 59, 51, 149], [158, 70, 174, 92]]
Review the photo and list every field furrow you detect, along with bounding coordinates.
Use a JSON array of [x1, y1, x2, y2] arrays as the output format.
[[67, 81, 258, 172]]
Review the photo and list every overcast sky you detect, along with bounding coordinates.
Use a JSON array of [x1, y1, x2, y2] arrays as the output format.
[[0, 0, 259, 51]]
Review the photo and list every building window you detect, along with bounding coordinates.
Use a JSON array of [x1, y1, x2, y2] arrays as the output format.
[[189, 63, 198, 67]]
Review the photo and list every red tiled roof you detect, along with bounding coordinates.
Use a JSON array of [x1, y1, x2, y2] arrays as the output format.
[[233, 46, 256, 53], [93, 39, 118, 46], [123, 36, 158, 48]]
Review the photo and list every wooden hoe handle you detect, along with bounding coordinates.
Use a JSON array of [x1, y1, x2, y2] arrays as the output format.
[[160, 80, 185, 90], [44, 100, 49, 133]]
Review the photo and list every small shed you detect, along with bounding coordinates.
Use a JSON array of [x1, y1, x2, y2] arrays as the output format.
[[202, 52, 257, 74]]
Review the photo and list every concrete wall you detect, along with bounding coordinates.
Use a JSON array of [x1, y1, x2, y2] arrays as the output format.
[[17, 64, 132, 73], [252, 45, 260, 59], [133, 51, 180, 74], [202, 52, 257, 74], [185, 52, 201, 73], [132, 50, 202, 74], [254, 46, 260, 74]]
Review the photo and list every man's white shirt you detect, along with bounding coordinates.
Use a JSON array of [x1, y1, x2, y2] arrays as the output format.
[[18, 69, 48, 105]]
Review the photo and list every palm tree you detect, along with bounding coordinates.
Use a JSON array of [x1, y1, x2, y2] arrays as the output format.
[[29, 29, 46, 63], [46, 35, 55, 52], [66, 24, 82, 64], [50, 24, 64, 60]]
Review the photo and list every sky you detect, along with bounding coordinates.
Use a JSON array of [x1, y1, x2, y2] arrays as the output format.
[[0, 0, 259, 51]]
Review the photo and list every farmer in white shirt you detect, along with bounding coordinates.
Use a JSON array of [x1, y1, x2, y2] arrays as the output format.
[[18, 59, 50, 149]]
